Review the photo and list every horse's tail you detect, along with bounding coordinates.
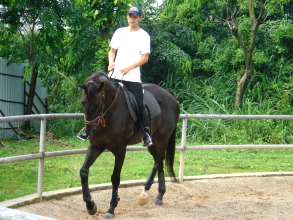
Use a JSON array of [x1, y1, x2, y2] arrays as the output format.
[[165, 127, 178, 182]]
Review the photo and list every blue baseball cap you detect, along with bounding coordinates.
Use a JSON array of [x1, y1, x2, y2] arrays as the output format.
[[127, 6, 142, 16]]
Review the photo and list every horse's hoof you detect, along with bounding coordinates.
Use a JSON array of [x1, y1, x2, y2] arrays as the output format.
[[87, 203, 97, 215], [103, 213, 115, 219], [138, 189, 149, 205], [153, 198, 163, 206]]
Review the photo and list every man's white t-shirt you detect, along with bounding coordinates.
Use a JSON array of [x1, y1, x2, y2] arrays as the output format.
[[108, 27, 150, 82]]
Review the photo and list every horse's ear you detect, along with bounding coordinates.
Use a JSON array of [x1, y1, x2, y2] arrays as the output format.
[[78, 84, 87, 90]]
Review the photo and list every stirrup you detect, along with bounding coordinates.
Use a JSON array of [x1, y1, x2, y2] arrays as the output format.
[[77, 127, 89, 141], [142, 133, 153, 147]]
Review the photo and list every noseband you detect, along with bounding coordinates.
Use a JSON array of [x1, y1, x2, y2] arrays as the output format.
[[84, 83, 121, 127]]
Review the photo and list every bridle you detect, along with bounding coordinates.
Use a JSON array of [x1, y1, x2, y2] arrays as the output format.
[[84, 82, 121, 127]]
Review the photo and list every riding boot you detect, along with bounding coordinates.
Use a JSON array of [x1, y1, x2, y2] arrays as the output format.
[[140, 110, 153, 147]]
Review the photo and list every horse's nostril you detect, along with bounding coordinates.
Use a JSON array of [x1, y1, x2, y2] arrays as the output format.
[[92, 128, 96, 133]]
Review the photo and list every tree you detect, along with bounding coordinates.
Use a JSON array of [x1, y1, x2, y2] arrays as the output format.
[[0, 0, 72, 129], [73, 0, 132, 71], [164, 0, 292, 109], [164, 0, 202, 8], [218, 0, 292, 109], [76, 0, 130, 40]]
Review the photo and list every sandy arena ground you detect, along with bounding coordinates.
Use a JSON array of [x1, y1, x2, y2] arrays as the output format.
[[15, 175, 293, 220]]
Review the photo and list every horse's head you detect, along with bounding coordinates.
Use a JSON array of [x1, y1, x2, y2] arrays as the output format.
[[78, 72, 111, 136]]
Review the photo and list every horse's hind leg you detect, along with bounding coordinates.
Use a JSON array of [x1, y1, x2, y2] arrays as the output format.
[[139, 141, 166, 206], [144, 164, 158, 191], [80, 147, 104, 215], [138, 164, 157, 206], [140, 162, 166, 206], [153, 169, 165, 205], [151, 141, 168, 206]]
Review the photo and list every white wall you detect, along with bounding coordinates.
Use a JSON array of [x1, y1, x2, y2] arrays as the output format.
[[0, 59, 47, 138]]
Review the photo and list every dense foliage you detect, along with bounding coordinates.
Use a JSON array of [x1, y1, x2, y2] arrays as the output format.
[[1, 0, 293, 144]]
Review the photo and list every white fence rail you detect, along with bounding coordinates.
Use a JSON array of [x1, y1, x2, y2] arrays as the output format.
[[1, 113, 293, 201]]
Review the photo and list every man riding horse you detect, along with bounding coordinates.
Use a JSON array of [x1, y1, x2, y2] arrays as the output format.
[[78, 6, 152, 147]]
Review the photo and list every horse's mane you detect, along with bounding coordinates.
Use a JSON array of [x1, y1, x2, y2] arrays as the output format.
[[84, 71, 118, 98]]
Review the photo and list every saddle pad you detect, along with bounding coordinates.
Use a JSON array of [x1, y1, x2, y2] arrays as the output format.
[[143, 90, 161, 119], [122, 87, 138, 122], [121, 86, 161, 122]]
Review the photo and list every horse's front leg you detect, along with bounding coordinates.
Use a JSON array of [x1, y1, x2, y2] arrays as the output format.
[[144, 164, 158, 191], [104, 149, 126, 219], [80, 146, 104, 215]]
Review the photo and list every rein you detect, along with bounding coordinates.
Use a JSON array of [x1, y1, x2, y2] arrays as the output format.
[[84, 83, 121, 127]]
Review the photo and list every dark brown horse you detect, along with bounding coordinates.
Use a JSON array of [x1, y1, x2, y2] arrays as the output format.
[[78, 71, 180, 218]]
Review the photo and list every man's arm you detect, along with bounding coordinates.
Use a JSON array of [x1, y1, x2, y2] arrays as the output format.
[[108, 47, 117, 71], [121, 53, 149, 75]]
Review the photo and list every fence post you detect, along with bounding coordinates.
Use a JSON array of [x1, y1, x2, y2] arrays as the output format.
[[179, 118, 187, 183], [37, 118, 46, 201]]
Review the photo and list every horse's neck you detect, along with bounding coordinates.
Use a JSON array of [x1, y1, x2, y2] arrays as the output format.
[[103, 83, 124, 111]]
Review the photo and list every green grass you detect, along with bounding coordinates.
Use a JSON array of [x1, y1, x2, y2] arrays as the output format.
[[1, 137, 293, 202], [182, 149, 293, 175]]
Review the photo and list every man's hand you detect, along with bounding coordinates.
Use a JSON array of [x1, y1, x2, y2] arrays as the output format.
[[121, 66, 132, 75]]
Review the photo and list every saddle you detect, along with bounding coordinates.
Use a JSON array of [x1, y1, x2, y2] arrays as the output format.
[[119, 83, 161, 123]]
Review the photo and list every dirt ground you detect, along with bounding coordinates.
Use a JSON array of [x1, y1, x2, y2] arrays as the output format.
[[16, 176, 293, 220]]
